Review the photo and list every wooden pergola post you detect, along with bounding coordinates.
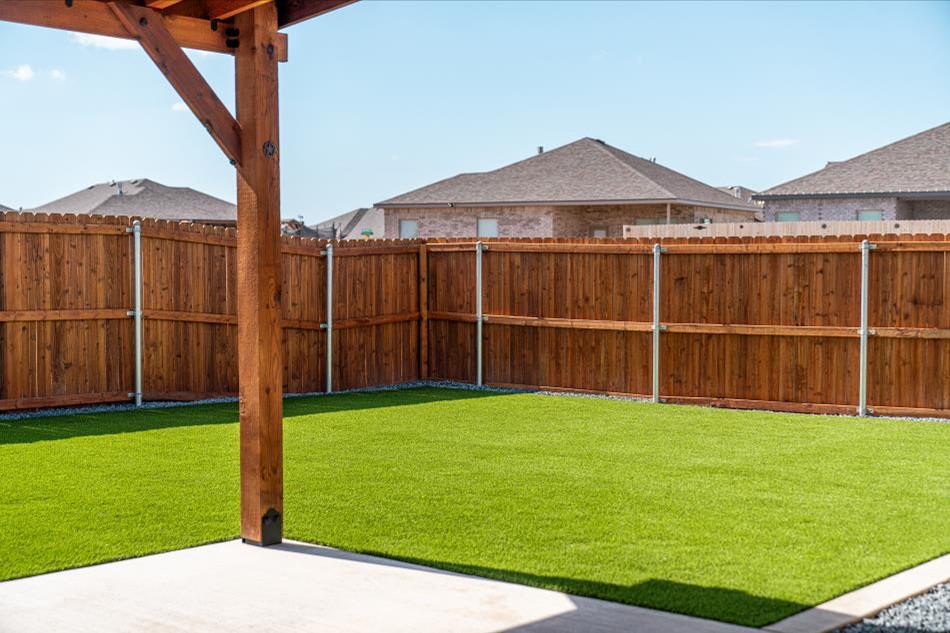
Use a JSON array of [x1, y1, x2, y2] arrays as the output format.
[[234, 3, 284, 546], [0, 0, 356, 548]]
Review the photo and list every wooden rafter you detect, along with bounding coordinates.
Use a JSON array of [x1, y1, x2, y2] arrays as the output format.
[[0, 1, 288, 61], [144, 0, 186, 8], [207, 0, 274, 20]]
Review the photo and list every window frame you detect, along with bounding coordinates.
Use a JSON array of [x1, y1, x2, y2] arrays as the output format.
[[776, 212, 801, 223], [399, 219, 418, 238], [476, 218, 498, 238], [856, 210, 884, 222]]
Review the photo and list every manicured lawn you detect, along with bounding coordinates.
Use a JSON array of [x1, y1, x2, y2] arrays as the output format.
[[1, 388, 948, 626]]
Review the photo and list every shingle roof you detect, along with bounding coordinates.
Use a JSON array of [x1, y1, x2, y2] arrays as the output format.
[[28, 179, 236, 223], [377, 138, 759, 212], [757, 122, 950, 198], [0, 203, 12, 211], [718, 185, 759, 202], [316, 207, 385, 238]]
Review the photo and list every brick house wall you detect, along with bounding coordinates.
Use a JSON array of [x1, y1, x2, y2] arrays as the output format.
[[903, 199, 950, 219], [762, 197, 900, 222], [383, 204, 757, 238], [762, 197, 950, 222]]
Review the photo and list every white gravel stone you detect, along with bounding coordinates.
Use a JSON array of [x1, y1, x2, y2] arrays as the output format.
[[841, 582, 950, 632]]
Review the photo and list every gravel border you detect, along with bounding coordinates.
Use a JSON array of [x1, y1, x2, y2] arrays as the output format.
[[0, 379, 945, 424], [840, 581, 950, 632]]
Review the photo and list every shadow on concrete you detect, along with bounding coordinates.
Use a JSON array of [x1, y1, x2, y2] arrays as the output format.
[[0, 386, 498, 445], [275, 540, 801, 631]]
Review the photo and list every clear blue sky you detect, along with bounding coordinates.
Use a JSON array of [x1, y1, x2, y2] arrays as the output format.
[[1, 1, 948, 223]]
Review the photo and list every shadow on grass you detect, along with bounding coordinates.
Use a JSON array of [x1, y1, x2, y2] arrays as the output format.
[[0, 386, 500, 446], [275, 541, 806, 628]]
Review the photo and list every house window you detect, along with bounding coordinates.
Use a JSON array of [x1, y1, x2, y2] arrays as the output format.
[[856, 210, 883, 221], [776, 212, 801, 222], [592, 228, 607, 238], [634, 218, 665, 226], [399, 219, 418, 238], [477, 218, 498, 238]]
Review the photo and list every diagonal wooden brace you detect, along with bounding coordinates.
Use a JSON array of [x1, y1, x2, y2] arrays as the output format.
[[108, 1, 244, 173]]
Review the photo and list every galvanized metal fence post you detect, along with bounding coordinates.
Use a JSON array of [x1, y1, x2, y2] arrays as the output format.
[[858, 239, 874, 416], [652, 243, 662, 404], [475, 241, 484, 386], [324, 243, 334, 393], [130, 220, 143, 406]]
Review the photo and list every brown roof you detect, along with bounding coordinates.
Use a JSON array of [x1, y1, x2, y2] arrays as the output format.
[[28, 179, 236, 223], [757, 122, 950, 198], [377, 138, 759, 213]]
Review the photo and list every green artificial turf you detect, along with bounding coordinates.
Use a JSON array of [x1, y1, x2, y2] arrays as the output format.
[[1, 388, 948, 626]]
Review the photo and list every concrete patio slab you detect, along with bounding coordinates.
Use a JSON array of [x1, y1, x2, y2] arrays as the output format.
[[764, 553, 950, 633], [0, 539, 756, 633]]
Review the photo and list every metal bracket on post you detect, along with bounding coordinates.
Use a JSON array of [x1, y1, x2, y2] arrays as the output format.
[[652, 243, 663, 404], [857, 239, 876, 416], [324, 243, 334, 393], [475, 241, 484, 386], [129, 220, 143, 406]]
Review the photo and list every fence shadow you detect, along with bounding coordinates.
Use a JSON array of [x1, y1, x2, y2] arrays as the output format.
[[275, 540, 806, 628], [0, 386, 501, 446]]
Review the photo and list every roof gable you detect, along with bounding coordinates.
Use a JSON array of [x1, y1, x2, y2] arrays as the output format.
[[377, 138, 758, 211], [28, 179, 236, 222], [759, 122, 950, 197]]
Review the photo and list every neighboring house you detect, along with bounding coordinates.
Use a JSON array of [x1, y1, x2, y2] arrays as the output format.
[[28, 178, 236, 225], [755, 122, 950, 222], [377, 138, 761, 238], [316, 207, 384, 239], [0, 203, 12, 211], [281, 218, 323, 238], [718, 185, 762, 207]]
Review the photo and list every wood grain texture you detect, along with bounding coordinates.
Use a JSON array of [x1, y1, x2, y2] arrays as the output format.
[[235, 2, 283, 545], [1, 228, 947, 419], [426, 235, 949, 416], [0, 0, 290, 59]]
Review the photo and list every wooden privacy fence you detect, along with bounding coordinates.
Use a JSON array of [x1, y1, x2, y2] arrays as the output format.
[[0, 212, 420, 411], [2, 212, 949, 419], [424, 235, 950, 418]]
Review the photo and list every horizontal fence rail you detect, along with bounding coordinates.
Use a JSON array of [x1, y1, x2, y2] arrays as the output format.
[[424, 235, 950, 418], [1, 212, 949, 419], [0, 211, 422, 411]]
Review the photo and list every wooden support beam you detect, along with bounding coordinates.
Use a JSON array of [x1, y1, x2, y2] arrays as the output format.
[[108, 1, 243, 169], [0, 1, 288, 61], [234, 2, 284, 547]]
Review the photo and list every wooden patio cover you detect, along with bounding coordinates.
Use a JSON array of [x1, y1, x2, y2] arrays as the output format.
[[0, 0, 357, 546]]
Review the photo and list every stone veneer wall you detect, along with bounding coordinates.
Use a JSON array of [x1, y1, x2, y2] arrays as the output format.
[[383, 204, 756, 238]]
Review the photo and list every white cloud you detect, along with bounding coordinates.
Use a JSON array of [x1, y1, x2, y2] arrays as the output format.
[[171, 101, 189, 112], [753, 138, 799, 148], [70, 33, 139, 50], [2, 64, 34, 81], [50, 69, 66, 81]]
